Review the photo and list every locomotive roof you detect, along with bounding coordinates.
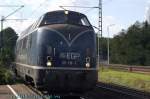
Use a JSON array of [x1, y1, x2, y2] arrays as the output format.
[[44, 10, 86, 17], [18, 10, 89, 40]]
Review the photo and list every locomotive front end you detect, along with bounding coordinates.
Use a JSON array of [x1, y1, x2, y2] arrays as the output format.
[[36, 11, 98, 92]]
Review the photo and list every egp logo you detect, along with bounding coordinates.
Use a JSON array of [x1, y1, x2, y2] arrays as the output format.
[[59, 52, 80, 60]]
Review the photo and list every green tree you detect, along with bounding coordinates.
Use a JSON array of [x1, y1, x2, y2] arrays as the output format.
[[96, 36, 108, 61], [0, 27, 17, 84], [110, 21, 150, 66], [0, 27, 18, 66]]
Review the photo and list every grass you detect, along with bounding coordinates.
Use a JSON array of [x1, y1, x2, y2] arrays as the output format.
[[98, 68, 150, 93]]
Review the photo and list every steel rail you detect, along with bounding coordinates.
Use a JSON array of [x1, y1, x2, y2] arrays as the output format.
[[26, 84, 49, 99], [96, 82, 150, 99]]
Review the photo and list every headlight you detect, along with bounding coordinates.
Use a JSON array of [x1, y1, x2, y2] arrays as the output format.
[[47, 56, 52, 66], [47, 61, 52, 66], [65, 10, 69, 14], [86, 57, 90, 68], [86, 63, 90, 68]]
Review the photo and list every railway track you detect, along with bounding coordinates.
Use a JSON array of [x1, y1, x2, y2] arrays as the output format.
[[26, 82, 150, 99], [12, 75, 149, 99], [95, 82, 150, 99], [26, 85, 48, 99], [26, 84, 85, 99], [16, 82, 149, 99]]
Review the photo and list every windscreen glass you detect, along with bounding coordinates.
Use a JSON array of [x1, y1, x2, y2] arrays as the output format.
[[40, 11, 91, 26]]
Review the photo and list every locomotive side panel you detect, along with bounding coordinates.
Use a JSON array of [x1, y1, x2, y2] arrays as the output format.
[[15, 31, 40, 81]]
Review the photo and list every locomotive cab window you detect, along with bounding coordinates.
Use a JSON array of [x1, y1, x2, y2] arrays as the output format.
[[67, 13, 91, 26], [40, 12, 66, 25], [40, 11, 91, 27], [80, 17, 90, 26]]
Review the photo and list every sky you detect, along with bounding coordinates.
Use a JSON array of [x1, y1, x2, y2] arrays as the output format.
[[0, 0, 150, 37]]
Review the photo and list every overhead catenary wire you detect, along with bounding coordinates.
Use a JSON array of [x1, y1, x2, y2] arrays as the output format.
[[29, 0, 49, 18], [84, 7, 97, 13], [4, 19, 27, 21], [59, 6, 99, 9], [0, 5, 23, 7], [59, 5, 98, 14], [3, 5, 24, 20], [0, 4, 25, 53]]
